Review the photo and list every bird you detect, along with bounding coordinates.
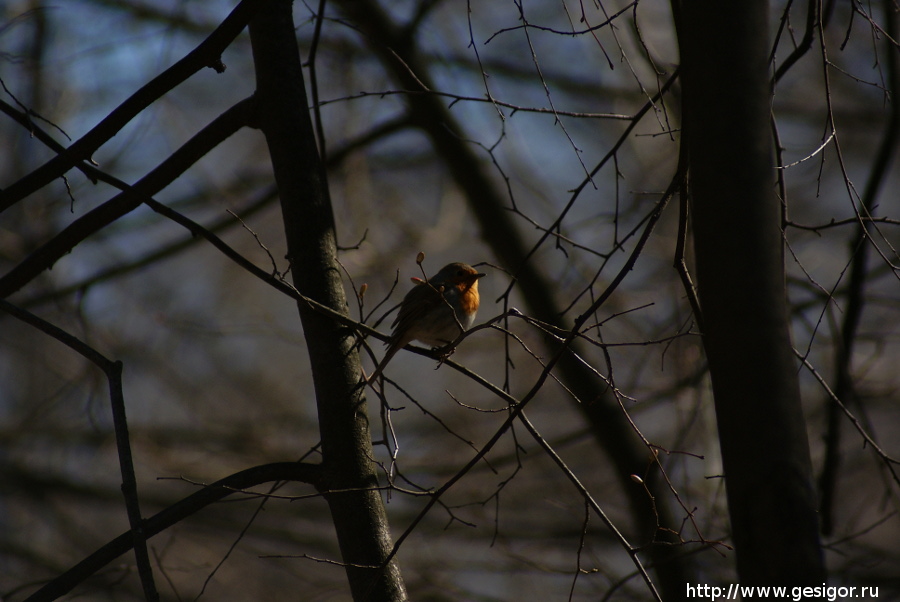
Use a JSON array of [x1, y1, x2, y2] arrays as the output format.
[[367, 262, 485, 383]]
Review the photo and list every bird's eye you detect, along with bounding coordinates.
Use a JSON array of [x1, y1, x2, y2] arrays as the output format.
[[457, 270, 466, 277]]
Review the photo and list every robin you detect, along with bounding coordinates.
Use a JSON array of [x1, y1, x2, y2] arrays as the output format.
[[367, 262, 485, 383]]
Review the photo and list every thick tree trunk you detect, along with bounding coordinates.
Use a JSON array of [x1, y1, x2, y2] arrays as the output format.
[[676, 2, 826, 585], [248, 2, 407, 600]]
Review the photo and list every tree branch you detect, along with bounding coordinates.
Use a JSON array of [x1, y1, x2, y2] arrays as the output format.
[[0, 299, 158, 601], [22, 462, 322, 602], [0, 0, 262, 212], [0, 97, 254, 299]]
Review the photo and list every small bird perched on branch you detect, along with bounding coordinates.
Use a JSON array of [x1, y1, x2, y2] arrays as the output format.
[[367, 261, 485, 383]]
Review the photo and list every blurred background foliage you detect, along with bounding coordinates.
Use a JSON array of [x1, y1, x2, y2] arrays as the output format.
[[1, 0, 898, 599]]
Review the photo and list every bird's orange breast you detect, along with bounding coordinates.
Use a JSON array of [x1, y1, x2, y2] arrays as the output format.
[[456, 282, 481, 315]]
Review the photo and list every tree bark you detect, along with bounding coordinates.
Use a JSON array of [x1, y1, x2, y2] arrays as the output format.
[[676, 2, 826, 584], [249, 2, 407, 600]]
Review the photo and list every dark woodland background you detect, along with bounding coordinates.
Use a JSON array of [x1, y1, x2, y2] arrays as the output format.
[[1, 1, 899, 600]]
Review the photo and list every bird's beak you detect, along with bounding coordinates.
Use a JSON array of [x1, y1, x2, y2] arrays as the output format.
[[474, 272, 486, 279]]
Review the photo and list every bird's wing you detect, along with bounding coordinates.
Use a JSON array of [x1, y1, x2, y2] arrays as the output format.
[[390, 280, 444, 336]]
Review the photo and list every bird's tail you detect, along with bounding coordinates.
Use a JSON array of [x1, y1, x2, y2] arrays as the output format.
[[366, 339, 403, 384]]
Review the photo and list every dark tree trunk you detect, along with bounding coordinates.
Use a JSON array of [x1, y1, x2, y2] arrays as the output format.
[[249, 2, 407, 600], [676, 1, 826, 585]]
